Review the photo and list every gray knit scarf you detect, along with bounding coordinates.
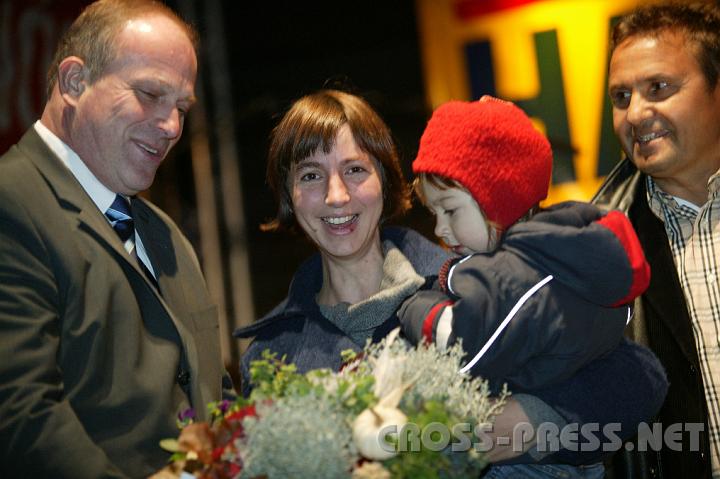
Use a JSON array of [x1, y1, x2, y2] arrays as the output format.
[[318, 240, 425, 346]]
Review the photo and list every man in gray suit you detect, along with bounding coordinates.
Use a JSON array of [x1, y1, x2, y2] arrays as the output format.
[[0, 1, 225, 477]]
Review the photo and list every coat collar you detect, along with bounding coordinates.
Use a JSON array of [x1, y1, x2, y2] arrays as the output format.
[[592, 157, 643, 212], [233, 226, 451, 338]]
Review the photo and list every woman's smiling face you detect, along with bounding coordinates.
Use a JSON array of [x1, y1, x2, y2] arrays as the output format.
[[290, 124, 384, 261]]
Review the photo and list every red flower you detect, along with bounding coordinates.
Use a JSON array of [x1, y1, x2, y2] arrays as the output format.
[[226, 404, 256, 422], [211, 445, 225, 462], [340, 352, 365, 372]]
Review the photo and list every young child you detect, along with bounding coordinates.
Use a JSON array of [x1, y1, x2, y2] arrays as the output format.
[[398, 96, 651, 393]]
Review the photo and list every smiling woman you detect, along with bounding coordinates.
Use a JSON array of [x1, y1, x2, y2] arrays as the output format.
[[291, 125, 384, 269], [234, 89, 671, 478], [235, 89, 443, 374]]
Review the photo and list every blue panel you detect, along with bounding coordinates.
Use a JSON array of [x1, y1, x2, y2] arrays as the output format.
[[465, 40, 496, 99]]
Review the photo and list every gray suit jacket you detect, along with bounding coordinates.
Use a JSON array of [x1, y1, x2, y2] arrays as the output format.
[[0, 128, 224, 478]]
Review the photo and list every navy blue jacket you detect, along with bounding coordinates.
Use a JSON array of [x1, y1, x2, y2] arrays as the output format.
[[398, 202, 650, 392], [235, 226, 667, 464]]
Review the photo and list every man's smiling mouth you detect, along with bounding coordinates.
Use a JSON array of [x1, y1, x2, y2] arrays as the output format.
[[635, 130, 669, 145]]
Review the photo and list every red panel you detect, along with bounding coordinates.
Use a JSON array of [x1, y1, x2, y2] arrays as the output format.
[[1, 1, 90, 153], [455, 0, 543, 19]]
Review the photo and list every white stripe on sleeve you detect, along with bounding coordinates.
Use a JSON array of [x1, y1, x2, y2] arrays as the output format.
[[458, 275, 554, 375], [435, 306, 453, 351], [446, 254, 474, 297]]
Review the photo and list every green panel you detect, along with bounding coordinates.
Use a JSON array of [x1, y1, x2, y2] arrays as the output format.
[[598, 14, 624, 176], [516, 29, 575, 185]]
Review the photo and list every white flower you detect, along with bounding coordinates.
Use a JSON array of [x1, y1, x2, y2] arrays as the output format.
[[352, 403, 407, 460], [354, 329, 415, 461]]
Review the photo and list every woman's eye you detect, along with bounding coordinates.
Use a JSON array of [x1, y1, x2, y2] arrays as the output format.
[[300, 172, 319, 182], [444, 208, 456, 217], [347, 166, 366, 175]]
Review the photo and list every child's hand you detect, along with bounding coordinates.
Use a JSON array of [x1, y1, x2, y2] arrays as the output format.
[[397, 290, 453, 345]]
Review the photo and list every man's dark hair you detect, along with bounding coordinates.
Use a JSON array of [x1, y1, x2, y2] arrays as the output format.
[[611, 2, 720, 88]]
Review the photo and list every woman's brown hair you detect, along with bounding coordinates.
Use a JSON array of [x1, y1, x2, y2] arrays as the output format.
[[262, 90, 411, 232]]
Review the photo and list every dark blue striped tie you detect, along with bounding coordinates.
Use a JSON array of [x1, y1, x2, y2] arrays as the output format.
[[105, 195, 159, 289], [105, 194, 133, 242]]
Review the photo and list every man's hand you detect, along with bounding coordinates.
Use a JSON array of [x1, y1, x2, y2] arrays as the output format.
[[485, 398, 536, 462]]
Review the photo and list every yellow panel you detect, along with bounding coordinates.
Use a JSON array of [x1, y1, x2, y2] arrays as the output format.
[[416, 0, 681, 202]]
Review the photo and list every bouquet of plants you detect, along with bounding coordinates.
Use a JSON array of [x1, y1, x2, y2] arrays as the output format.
[[153, 329, 508, 479]]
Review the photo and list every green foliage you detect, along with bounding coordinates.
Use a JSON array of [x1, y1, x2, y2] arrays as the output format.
[[339, 373, 377, 415], [246, 349, 378, 417], [383, 400, 487, 479], [164, 331, 505, 478], [240, 393, 356, 479], [248, 350, 306, 398]]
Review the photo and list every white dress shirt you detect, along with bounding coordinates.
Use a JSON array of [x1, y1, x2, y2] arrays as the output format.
[[33, 120, 156, 278]]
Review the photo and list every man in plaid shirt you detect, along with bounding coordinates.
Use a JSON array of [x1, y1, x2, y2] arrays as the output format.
[[595, 3, 720, 478]]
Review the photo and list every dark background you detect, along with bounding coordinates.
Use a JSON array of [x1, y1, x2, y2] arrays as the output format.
[[169, 0, 436, 317], [0, 0, 436, 321]]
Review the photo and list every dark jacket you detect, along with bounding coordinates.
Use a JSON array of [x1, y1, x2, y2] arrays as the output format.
[[593, 158, 711, 478], [0, 128, 224, 478], [236, 227, 449, 386], [235, 226, 668, 465], [398, 202, 649, 392]]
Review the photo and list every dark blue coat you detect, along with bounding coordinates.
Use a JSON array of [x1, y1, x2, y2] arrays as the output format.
[[398, 202, 648, 392], [235, 226, 667, 464]]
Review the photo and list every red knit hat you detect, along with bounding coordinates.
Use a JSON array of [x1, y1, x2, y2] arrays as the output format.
[[413, 96, 552, 230]]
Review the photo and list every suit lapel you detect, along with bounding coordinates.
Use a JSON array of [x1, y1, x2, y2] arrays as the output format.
[[133, 200, 223, 415], [19, 129, 179, 318], [17, 129, 136, 264], [132, 200, 191, 316], [131, 200, 204, 402]]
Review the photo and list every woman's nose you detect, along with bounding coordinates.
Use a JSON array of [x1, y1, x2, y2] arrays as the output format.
[[325, 173, 350, 207]]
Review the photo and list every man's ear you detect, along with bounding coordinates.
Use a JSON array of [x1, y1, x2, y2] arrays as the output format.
[[57, 56, 88, 105]]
